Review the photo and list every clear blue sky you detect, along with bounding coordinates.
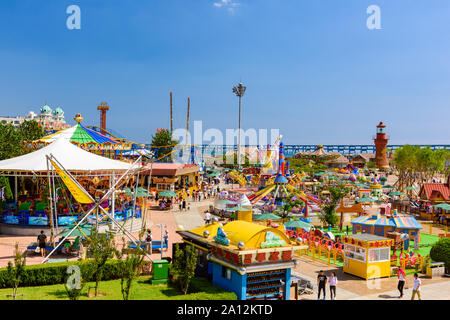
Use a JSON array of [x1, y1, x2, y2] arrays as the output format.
[[0, 0, 449, 145]]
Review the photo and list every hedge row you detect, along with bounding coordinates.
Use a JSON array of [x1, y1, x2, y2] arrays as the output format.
[[0, 260, 152, 289]]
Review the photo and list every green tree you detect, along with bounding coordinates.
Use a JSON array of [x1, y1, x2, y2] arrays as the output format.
[[287, 157, 326, 176], [393, 146, 450, 191], [0, 124, 25, 160], [430, 238, 450, 271], [85, 231, 117, 297], [18, 120, 45, 141], [116, 236, 146, 300], [274, 198, 305, 220], [169, 244, 197, 295], [6, 243, 26, 300], [318, 205, 339, 228], [150, 129, 178, 161]]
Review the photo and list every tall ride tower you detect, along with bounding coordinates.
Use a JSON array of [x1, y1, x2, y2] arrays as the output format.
[[374, 122, 390, 169], [97, 102, 109, 134]]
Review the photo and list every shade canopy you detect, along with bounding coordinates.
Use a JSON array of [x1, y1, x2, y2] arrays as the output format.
[[389, 191, 405, 196], [0, 137, 134, 173], [158, 190, 177, 198], [125, 187, 149, 197], [253, 213, 282, 220], [60, 222, 93, 237], [216, 199, 236, 205], [357, 197, 375, 203], [434, 203, 450, 210], [284, 219, 312, 229], [383, 185, 395, 189]]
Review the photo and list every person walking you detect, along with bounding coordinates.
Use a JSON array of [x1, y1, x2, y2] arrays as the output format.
[[163, 230, 169, 251], [397, 267, 406, 298], [317, 270, 327, 300], [329, 272, 338, 300], [145, 230, 153, 254], [37, 230, 47, 257], [182, 199, 186, 211], [411, 273, 422, 300], [205, 212, 211, 224]]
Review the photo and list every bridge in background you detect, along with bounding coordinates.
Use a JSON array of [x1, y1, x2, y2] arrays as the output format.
[[197, 144, 450, 158], [143, 144, 450, 161]]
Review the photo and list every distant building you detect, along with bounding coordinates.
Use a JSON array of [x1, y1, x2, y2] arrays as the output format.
[[351, 153, 376, 168], [0, 104, 70, 130]]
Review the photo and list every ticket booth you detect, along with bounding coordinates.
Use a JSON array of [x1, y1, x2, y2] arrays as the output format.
[[343, 234, 393, 279], [178, 220, 306, 300]]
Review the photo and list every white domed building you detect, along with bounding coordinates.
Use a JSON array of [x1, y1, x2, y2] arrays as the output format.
[[0, 104, 70, 130], [39, 104, 53, 121], [52, 106, 65, 123]]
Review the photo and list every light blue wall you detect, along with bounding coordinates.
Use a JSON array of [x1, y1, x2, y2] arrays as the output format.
[[211, 263, 247, 300]]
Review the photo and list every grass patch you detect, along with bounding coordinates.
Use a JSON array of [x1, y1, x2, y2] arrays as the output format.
[[0, 276, 237, 300]]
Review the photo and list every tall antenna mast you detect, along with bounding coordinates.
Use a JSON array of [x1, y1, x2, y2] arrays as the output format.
[[170, 92, 173, 134], [186, 97, 190, 143]]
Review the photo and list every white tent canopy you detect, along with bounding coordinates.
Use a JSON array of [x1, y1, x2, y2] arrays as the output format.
[[0, 137, 136, 173], [238, 194, 252, 208]]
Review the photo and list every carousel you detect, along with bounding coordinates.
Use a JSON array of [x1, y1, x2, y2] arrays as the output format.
[[0, 136, 148, 236]]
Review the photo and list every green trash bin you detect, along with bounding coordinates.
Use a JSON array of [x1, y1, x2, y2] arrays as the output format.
[[151, 259, 169, 284]]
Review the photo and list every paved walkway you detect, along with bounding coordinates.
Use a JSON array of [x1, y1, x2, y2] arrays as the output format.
[[293, 256, 450, 300]]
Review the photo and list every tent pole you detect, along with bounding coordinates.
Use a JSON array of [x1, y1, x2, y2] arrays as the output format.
[[142, 159, 154, 230], [14, 175, 17, 203], [42, 156, 143, 263], [52, 172, 59, 234], [46, 158, 55, 243], [111, 174, 115, 231], [131, 162, 141, 233]]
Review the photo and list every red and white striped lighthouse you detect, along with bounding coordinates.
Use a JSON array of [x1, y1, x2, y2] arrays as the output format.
[[374, 122, 390, 169]]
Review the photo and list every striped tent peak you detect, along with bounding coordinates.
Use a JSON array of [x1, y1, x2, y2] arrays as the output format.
[[392, 216, 423, 229], [374, 217, 395, 227], [351, 216, 372, 224]]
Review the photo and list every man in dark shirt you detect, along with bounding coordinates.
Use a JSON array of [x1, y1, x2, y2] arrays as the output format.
[[317, 270, 327, 300], [37, 230, 47, 257]]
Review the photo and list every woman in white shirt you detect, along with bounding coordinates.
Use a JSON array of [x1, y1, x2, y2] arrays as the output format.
[[329, 272, 338, 300]]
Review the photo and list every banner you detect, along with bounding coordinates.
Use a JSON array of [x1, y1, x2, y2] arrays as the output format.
[[49, 159, 94, 204]]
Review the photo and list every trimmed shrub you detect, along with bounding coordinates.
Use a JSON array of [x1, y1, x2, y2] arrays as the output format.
[[0, 260, 152, 289], [430, 238, 450, 270]]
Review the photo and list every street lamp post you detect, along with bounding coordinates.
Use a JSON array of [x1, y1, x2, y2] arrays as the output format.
[[232, 82, 246, 169], [157, 223, 167, 260]]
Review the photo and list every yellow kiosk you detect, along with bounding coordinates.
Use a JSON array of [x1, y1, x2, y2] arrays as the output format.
[[343, 234, 393, 279]]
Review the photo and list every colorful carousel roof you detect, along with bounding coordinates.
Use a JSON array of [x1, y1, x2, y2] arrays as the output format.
[[38, 123, 118, 145]]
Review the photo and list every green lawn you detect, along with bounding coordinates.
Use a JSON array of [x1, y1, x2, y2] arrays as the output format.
[[0, 276, 237, 300]]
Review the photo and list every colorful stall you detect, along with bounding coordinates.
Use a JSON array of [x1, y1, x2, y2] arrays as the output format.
[[351, 213, 423, 249], [177, 220, 306, 300], [343, 234, 393, 279]]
